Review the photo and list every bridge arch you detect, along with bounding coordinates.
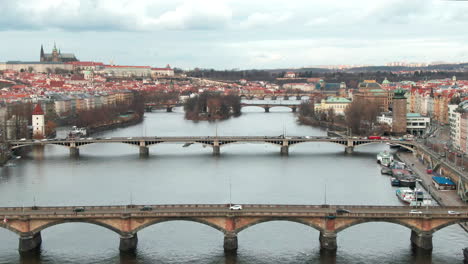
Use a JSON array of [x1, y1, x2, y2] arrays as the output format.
[[0, 223, 24, 236], [335, 218, 422, 233], [132, 217, 227, 234], [353, 141, 415, 152], [30, 219, 124, 236], [235, 218, 325, 234], [430, 219, 468, 233]]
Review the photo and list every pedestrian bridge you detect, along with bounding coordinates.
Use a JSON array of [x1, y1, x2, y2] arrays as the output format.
[[1, 204, 466, 254], [8, 136, 416, 157]]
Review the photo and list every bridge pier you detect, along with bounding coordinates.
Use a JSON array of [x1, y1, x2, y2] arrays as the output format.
[[410, 231, 433, 252], [119, 233, 138, 253], [139, 146, 149, 157], [464, 247, 468, 263], [271, 96, 277, 100], [280, 146, 289, 155], [319, 232, 337, 252], [264, 107, 270, 113], [345, 146, 354, 154], [166, 107, 173, 112], [292, 106, 297, 112], [223, 233, 238, 253], [296, 95, 301, 100], [19, 232, 42, 254], [69, 147, 80, 158], [213, 145, 220, 156]]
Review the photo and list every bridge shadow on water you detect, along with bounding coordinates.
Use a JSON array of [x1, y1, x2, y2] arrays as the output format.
[[15, 248, 434, 264]]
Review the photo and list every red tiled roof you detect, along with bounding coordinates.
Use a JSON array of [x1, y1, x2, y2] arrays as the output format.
[[105, 65, 151, 69], [32, 103, 44, 115]]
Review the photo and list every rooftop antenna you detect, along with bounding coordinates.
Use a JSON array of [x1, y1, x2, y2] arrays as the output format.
[[229, 174, 232, 206], [324, 182, 327, 205]]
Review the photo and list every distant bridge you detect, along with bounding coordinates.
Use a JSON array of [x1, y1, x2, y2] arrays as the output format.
[[145, 100, 303, 113], [240, 101, 301, 112], [9, 136, 416, 158], [1, 204, 466, 254]]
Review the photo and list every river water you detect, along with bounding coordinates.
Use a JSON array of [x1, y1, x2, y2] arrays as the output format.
[[0, 105, 466, 264]]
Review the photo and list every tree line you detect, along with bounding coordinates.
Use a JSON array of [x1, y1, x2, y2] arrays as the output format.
[[298, 99, 388, 136], [184, 92, 241, 121]]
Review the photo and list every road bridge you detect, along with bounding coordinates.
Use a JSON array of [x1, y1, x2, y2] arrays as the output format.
[[239, 93, 313, 100], [145, 101, 303, 113], [0, 204, 466, 254], [9, 136, 416, 158], [240, 101, 301, 112]]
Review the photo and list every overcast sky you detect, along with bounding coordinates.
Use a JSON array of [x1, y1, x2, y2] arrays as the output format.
[[0, 0, 467, 69]]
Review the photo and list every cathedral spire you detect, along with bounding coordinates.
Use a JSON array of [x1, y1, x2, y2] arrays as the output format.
[[40, 44, 44, 61]]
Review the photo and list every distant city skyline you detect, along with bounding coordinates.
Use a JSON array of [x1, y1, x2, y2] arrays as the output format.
[[0, 0, 467, 69]]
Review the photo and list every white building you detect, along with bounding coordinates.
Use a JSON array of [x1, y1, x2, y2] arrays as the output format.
[[449, 104, 462, 150], [151, 65, 175, 77], [378, 113, 431, 136], [32, 103, 45, 138]]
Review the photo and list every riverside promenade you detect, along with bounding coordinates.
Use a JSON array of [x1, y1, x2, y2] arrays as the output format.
[[397, 151, 468, 232]]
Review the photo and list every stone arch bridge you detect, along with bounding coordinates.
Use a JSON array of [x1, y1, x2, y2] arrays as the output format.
[[9, 136, 416, 158], [0, 204, 466, 254]]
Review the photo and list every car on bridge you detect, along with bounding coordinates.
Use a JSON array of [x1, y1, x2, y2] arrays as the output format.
[[73, 207, 85, 213], [448, 210, 460, 215], [229, 204, 243, 210], [336, 208, 351, 214], [409, 209, 423, 214], [140, 206, 153, 211]]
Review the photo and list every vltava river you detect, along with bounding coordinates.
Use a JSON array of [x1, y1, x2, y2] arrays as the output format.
[[0, 106, 466, 264]]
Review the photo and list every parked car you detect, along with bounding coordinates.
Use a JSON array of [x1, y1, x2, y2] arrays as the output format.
[[409, 210, 422, 214], [448, 210, 460, 215]]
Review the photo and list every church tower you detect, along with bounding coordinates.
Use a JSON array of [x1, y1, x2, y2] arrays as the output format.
[[392, 88, 407, 135], [32, 104, 45, 138], [52, 42, 59, 62], [40, 45, 45, 62]]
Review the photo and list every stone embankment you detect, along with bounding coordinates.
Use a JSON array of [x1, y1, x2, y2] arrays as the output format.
[[396, 151, 468, 233]]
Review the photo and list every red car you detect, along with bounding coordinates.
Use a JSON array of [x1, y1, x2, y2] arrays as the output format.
[[368, 136, 381, 140]]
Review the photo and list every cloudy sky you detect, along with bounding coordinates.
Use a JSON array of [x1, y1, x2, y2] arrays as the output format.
[[0, 0, 467, 69]]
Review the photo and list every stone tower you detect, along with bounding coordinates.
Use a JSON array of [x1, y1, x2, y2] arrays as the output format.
[[52, 43, 59, 62], [392, 88, 407, 135], [32, 103, 45, 138]]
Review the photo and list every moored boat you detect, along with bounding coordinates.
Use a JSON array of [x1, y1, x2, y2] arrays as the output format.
[[377, 151, 394, 167], [396, 187, 424, 204]]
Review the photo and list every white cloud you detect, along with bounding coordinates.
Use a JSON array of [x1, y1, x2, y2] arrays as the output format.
[[239, 12, 291, 28], [1, 0, 468, 68]]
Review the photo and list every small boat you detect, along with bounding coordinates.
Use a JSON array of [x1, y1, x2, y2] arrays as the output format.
[[390, 177, 400, 186], [381, 167, 392, 175], [387, 143, 400, 148], [396, 187, 423, 203], [398, 176, 417, 188], [4, 162, 16, 167], [377, 151, 393, 167]]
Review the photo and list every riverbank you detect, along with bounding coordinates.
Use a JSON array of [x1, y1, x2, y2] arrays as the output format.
[[87, 114, 143, 135], [297, 116, 347, 133], [396, 151, 468, 232]]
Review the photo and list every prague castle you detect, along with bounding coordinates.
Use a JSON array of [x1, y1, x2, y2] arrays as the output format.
[[40, 43, 78, 62]]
